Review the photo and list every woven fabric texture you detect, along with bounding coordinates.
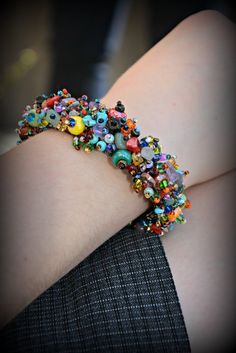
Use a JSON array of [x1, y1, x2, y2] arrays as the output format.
[[0, 225, 191, 353]]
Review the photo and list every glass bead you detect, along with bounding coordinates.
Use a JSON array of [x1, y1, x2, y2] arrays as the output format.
[[141, 146, 154, 161], [144, 187, 155, 199]]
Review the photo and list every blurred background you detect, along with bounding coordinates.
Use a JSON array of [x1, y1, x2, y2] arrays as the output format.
[[0, 0, 235, 154]]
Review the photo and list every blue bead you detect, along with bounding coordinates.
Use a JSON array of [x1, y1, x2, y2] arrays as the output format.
[[106, 144, 113, 153], [50, 113, 56, 120], [165, 206, 172, 213], [154, 207, 164, 214], [153, 154, 160, 161], [69, 118, 76, 127], [140, 141, 148, 147], [26, 113, 35, 123]]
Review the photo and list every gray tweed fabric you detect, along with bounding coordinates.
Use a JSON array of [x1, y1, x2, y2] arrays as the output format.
[[0, 225, 191, 353]]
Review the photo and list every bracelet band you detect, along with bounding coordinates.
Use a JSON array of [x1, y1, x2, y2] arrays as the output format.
[[15, 88, 191, 236]]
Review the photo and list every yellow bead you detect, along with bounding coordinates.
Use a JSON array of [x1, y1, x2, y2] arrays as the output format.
[[42, 119, 49, 126], [67, 116, 85, 135], [153, 147, 160, 154], [132, 153, 143, 166], [135, 179, 142, 187], [56, 122, 67, 132], [84, 147, 91, 153]]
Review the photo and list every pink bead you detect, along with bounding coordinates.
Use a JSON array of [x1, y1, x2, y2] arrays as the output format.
[[126, 137, 141, 153]]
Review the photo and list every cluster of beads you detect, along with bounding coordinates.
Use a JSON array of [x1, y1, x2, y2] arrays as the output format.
[[16, 88, 191, 236]]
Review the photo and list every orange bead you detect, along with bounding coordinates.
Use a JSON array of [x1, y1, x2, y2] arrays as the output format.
[[185, 200, 192, 208], [168, 206, 182, 222], [168, 212, 176, 222], [162, 187, 170, 194], [126, 119, 135, 128], [154, 197, 161, 204]]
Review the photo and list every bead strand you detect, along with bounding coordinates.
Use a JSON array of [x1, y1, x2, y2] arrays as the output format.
[[16, 89, 191, 236]]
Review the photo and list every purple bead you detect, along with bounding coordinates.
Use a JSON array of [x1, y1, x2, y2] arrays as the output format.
[[89, 101, 100, 110], [106, 144, 113, 153], [166, 162, 183, 186], [55, 105, 62, 113], [93, 124, 103, 137], [159, 153, 167, 161]]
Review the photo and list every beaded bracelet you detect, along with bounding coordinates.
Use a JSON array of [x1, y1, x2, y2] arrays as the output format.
[[15, 88, 191, 236]]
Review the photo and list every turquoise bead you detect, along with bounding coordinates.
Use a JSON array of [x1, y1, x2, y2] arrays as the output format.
[[177, 194, 187, 205], [111, 149, 132, 168], [144, 187, 154, 199], [114, 132, 127, 149], [96, 140, 107, 152], [26, 109, 45, 127], [89, 134, 99, 144], [104, 133, 114, 144], [154, 207, 164, 214], [83, 115, 96, 127], [96, 111, 108, 126]]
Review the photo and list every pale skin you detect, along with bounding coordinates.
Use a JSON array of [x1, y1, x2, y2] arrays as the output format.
[[0, 9, 235, 352]]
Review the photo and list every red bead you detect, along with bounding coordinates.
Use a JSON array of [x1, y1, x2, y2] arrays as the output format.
[[62, 88, 68, 94], [126, 165, 138, 175], [126, 137, 141, 153], [150, 224, 162, 234], [81, 109, 87, 115], [46, 96, 60, 108]]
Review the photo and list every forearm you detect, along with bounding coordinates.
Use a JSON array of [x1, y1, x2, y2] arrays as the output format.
[[0, 129, 148, 327]]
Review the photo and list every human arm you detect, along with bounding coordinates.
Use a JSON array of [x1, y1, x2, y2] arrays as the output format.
[[0, 10, 235, 328]]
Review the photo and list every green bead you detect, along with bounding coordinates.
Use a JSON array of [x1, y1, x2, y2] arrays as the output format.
[[112, 149, 132, 169], [159, 179, 168, 189], [45, 109, 60, 127], [175, 214, 186, 224], [83, 144, 95, 152], [177, 194, 187, 205]]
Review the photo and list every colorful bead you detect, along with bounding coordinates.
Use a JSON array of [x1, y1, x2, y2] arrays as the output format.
[[96, 111, 108, 127], [159, 179, 168, 189], [141, 146, 154, 161], [114, 132, 127, 149], [132, 153, 143, 166], [67, 116, 85, 135], [154, 207, 164, 214], [111, 149, 132, 169], [83, 115, 96, 127], [96, 141, 107, 152], [16, 89, 190, 237], [104, 133, 114, 144], [88, 134, 99, 145], [126, 137, 141, 153], [144, 187, 154, 199], [26, 109, 43, 127]]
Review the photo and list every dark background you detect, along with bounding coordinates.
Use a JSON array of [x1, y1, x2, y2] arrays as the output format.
[[0, 0, 235, 152]]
